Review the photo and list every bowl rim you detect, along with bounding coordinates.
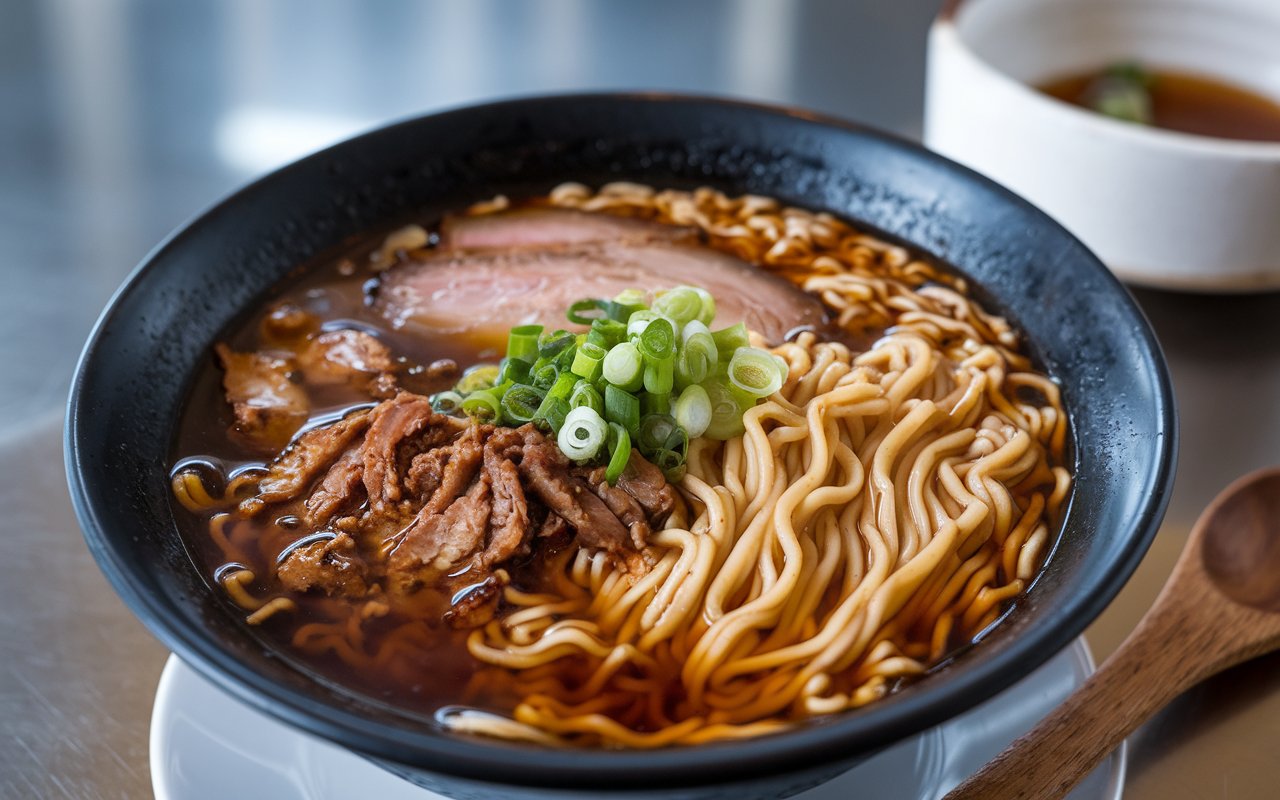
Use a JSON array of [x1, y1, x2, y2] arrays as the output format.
[[933, 0, 1280, 159], [65, 90, 1178, 791]]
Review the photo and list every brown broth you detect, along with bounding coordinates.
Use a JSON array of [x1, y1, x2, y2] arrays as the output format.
[[168, 199, 1066, 742], [1040, 67, 1280, 142], [170, 228, 516, 718]]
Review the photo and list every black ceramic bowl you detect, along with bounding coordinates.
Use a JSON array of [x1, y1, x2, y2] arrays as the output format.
[[67, 94, 1175, 800]]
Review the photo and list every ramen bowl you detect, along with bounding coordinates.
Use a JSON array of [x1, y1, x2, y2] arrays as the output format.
[[925, 0, 1280, 291], [67, 94, 1176, 799]]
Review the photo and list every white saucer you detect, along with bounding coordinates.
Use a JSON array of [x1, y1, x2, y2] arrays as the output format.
[[151, 639, 1124, 799]]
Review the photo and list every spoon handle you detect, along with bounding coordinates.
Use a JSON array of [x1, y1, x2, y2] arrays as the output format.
[[944, 573, 1229, 800]]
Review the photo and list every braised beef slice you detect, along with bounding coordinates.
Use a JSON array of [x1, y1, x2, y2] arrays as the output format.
[[410, 423, 488, 513], [476, 438, 531, 568], [442, 575, 504, 629], [298, 329, 394, 387], [576, 465, 650, 552], [519, 442, 647, 574], [617, 452, 677, 521], [246, 393, 675, 627], [388, 477, 492, 593], [253, 410, 370, 507], [362, 395, 465, 512], [305, 445, 366, 525], [216, 343, 309, 452], [277, 533, 369, 598]]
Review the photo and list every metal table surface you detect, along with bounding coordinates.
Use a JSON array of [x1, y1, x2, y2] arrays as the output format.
[[2, 2, 1276, 798]]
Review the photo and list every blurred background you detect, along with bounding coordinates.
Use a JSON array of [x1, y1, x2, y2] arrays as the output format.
[[3, 1, 1278, 798]]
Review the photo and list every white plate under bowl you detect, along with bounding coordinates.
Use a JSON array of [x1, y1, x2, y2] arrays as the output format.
[[151, 638, 1123, 799]]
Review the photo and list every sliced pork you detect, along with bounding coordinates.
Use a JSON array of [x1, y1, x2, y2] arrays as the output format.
[[375, 209, 829, 348], [215, 344, 310, 453]]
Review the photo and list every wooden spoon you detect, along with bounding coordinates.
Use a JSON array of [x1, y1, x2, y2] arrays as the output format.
[[946, 466, 1280, 800]]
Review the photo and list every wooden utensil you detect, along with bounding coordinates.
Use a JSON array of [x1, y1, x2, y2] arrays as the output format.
[[945, 466, 1280, 800]]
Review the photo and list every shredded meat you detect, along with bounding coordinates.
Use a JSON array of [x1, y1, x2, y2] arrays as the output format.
[[362, 395, 464, 512], [617, 453, 677, 521], [576, 466, 650, 552], [251, 411, 370, 507], [245, 393, 673, 628], [304, 446, 366, 525], [260, 302, 318, 343], [442, 575, 504, 629], [520, 443, 647, 575], [477, 437, 531, 568], [298, 329, 394, 387], [277, 533, 369, 598], [389, 477, 491, 592], [216, 344, 309, 452]]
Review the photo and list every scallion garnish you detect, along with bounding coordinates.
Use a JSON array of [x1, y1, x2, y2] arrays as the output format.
[[604, 384, 640, 433], [444, 283, 787, 481], [727, 347, 785, 399], [570, 381, 604, 416], [501, 384, 545, 425], [674, 384, 712, 438], [571, 341, 607, 382], [507, 324, 543, 363], [558, 406, 608, 462], [605, 423, 632, 484]]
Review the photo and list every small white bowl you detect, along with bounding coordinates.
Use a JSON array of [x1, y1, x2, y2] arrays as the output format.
[[924, 0, 1280, 292]]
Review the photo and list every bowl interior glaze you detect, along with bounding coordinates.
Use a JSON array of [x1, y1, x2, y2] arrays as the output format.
[[67, 94, 1176, 797]]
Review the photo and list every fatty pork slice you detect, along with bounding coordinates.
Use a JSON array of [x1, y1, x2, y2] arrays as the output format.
[[374, 212, 828, 349]]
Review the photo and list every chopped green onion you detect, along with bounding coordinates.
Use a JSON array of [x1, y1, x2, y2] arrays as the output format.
[[500, 384, 544, 425], [653, 286, 705, 327], [711, 322, 750, 358], [461, 389, 502, 422], [605, 423, 632, 485], [571, 342, 607, 382], [665, 424, 689, 454], [558, 406, 608, 462], [498, 356, 531, 385], [507, 324, 543, 363], [456, 364, 499, 394], [590, 319, 628, 349], [626, 309, 665, 339], [613, 288, 648, 309], [533, 394, 569, 434], [651, 447, 687, 482], [430, 390, 464, 415], [570, 381, 604, 415], [642, 391, 671, 417], [638, 318, 676, 361], [602, 341, 644, 391], [692, 287, 716, 325], [585, 329, 607, 349], [544, 371, 578, 402], [638, 413, 678, 453], [552, 338, 581, 372], [604, 384, 640, 433], [701, 380, 747, 440], [567, 299, 607, 325], [644, 356, 674, 395], [676, 320, 718, 388], [727, 346, 786, 398], [530, 360, 559, 390], [538, 330, 576, 359], [673, 384, 712, 438]]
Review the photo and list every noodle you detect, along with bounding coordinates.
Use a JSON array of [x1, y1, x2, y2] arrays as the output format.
[[440, 184, 1068, 746], [180, 182, 1069, 749]]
